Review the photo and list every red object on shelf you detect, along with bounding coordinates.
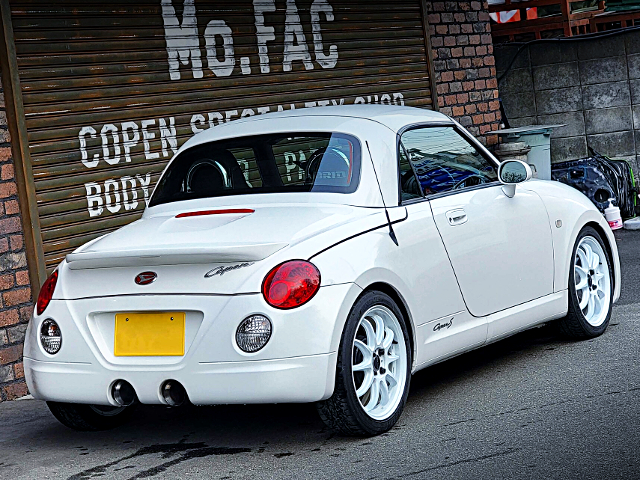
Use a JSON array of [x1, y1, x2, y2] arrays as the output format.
[[489, 0, 606, 41], [490, 6, 538, 23]]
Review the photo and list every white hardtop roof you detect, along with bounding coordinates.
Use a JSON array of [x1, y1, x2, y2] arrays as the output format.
[[181, 105, 453, 150], [229, 105, 453, 129]]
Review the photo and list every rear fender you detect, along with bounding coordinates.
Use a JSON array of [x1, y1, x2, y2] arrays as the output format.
[[311, 221, 467, 368]]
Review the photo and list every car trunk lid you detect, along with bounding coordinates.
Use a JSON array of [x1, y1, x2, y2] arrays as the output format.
[[57, 204, 378, 298]]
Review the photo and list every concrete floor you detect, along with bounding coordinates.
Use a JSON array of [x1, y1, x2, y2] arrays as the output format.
[[0, 230, 638, 480]]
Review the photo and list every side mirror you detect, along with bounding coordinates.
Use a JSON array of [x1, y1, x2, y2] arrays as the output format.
[[498, 160, 532, 198]]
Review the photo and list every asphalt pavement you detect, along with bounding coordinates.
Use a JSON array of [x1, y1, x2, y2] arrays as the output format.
[[1, 230, 639, 480]]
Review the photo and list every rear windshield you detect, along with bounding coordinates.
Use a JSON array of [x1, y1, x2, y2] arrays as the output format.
[[149, 132, 361, 207]]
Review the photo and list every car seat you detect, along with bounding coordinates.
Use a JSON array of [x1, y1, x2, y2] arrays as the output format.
[[187, 150, 249, 196]]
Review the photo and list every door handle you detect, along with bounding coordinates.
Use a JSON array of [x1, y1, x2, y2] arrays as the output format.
[[446, 209, 467, 226]]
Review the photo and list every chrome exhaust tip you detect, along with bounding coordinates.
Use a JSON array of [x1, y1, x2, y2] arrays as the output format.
[[112, 380, 136, 407], [161, 380, 187, 407]]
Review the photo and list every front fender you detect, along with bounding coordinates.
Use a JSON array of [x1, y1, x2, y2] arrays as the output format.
[[565, 211, 621, 304], [524, 180, 621, 303]]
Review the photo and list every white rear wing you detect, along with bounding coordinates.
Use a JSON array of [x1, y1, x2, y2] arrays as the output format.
[[65, 242, 287, 270]]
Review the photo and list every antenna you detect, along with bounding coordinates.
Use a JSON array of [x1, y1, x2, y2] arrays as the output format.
[[366, 141, 399, 246]]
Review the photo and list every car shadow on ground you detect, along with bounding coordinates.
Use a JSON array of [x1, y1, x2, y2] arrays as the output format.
[[407, 323, 566, 399], [27, 322, 574, 450], [4, 321, 606, 479]]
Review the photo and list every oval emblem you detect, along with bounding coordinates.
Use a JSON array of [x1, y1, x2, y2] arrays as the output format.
[[135, 271, 157, 285]]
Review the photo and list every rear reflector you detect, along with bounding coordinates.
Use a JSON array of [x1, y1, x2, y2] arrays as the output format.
[[176, 209, 254, 218]]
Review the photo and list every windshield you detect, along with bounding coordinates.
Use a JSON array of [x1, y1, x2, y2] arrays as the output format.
[[149, 132, 361, 207]]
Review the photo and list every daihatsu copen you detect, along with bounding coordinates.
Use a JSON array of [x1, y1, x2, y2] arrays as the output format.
[[24, 105, 620, 436]]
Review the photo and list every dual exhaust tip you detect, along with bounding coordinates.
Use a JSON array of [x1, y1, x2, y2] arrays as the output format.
[[161, 380, 187, 407], [111, 379, 188, 407], [112, 380, 136, 407]]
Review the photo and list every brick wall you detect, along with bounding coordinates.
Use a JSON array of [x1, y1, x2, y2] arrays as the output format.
[[0, 78, 31, 402], [427, 0, 502, 146]]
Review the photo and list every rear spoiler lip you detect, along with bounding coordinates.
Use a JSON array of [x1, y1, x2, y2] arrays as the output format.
[[65, 242, 288, 270]]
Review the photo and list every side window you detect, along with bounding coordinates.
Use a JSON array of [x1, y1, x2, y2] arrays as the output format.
[[400, 126, 498, 196], [399, 142, 422, 202]]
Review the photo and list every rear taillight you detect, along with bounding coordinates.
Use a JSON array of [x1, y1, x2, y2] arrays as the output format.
[[37, 270, 58, 316], [262, 260, 321, 309]]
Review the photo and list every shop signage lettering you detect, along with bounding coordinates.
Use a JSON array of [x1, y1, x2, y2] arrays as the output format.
[[75, 1, 406, 218], [161, 0, 339, 80]]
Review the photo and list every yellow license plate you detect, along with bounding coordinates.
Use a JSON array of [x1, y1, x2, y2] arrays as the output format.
[[114, 312, 185, 357]]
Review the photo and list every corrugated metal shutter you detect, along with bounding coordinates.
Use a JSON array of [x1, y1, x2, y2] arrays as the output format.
[[6, 0, 435, 275]]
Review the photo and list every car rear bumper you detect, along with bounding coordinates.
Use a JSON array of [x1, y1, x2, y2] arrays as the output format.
[[24, 283, 359, 406], [24, 352, 337, 406]]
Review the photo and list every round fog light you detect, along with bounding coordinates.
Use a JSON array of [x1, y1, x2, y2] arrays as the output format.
[[40, 319, 62, 355], [236, 315, 272, 353]]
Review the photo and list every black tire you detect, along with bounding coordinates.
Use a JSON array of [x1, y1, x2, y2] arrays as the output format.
[[316, 290, 412, 436], [47, 402, 136, 431], [557, 226, 613, 339]]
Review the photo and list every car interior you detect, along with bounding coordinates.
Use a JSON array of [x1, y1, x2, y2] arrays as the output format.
[[149, 133, 360, 207], [399, 126, 498, 202]]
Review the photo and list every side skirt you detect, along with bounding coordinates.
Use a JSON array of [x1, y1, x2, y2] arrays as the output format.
[[412, 290, 568, 374]]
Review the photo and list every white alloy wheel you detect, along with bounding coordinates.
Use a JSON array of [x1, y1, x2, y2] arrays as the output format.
[[574, 235, 611, 327], [352, 305, 408, 420]]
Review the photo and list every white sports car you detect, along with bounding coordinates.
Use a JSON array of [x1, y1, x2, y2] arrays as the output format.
[[24, 105, 620, 436]]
